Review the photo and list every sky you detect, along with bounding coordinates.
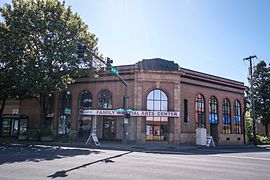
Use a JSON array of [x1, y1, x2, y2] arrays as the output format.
[[1, 0, 270, 85]]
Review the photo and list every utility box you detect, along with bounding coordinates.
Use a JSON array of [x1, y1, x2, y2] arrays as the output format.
[[196, 128, 207, 145]]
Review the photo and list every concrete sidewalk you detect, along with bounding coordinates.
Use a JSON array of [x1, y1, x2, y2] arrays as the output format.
[[2, 137, 269, 153]]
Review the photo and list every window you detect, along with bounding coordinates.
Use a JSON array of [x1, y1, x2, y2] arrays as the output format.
[[79, 90, 92, 110], [98, 90, 112, 109], [209, 96, 218, 124], [58, 91, 72, 135], [222, 98, 231, 134], [184, 99, 188, 123], [146, 89, 168, 141], [234, 100, 241, 134], [195, 94, 206, 128], [78, 90, 93, 138]]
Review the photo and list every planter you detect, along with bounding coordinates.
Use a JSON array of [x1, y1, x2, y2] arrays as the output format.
[[40, 136, 54, 142], [18, 135, 28, 141], [29, 136, 39, 141]]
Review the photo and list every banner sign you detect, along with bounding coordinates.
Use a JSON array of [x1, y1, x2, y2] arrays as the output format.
[[81, 110, 180, 117]]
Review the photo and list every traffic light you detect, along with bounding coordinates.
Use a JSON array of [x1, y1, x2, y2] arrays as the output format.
[[106, 57, 113, 71], [77, 42, 86, 58]]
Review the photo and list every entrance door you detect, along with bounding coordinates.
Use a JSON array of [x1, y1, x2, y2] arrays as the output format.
[[11, 119, 19, 137], [103, 117, 116, 140], [78, 116, 92, 139], [210, 124, 219, 144]]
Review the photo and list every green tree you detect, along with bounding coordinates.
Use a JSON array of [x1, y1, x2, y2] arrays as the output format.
[[0, 0, 98, 130], [248, 61, 270, 137], [245, 111, 253, 143]]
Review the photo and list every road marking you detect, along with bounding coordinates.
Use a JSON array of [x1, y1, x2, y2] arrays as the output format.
[[212, 154, 270, 161]]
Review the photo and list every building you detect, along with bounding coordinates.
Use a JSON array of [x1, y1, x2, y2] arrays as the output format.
[[1, 58, 246, 145]]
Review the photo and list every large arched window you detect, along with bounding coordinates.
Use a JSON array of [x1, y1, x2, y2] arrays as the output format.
[[58, 91, 72, 135], [78, 90, 92, 138], [79, 90, 92, 110], [209, 96, 218, 124], [195, 94, 206, 128], [234, 100, 241, 134], [98, 90, 112, 109], [146, 89, 168, 141], [222, 98, 231, 134]]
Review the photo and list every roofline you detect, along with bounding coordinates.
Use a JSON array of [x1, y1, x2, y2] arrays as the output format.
[[180, 67, 244, 85]]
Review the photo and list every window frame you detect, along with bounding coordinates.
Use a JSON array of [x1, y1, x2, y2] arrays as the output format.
[[195, 94, 206, 128], [222, 98, 231, 134]]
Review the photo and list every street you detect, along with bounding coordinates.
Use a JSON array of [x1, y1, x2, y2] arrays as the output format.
[[0, 144, 269, 180]]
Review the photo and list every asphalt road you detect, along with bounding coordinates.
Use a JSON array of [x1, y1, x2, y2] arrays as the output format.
[[0, 144, 269, 180]]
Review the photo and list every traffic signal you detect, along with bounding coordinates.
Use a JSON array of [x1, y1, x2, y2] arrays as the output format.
[[106, 57, 113, 71], [77, 42, 86, 58]]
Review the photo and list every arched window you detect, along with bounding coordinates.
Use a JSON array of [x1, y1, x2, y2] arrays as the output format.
[[58, 91, 72, 135], [195, 94, 206, 128], [234, 100, 241, 134], [222, 98, 231, 134], [146, 89, 168, 141], [78, 90, 92, 138], [98, 90, 112, 109], [79, 90, 92, 110], [209, 96, 218, 124]]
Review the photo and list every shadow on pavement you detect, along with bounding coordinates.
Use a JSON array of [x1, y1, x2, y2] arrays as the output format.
[[47, 151, 132, 179], [0, 143, 101, 165]]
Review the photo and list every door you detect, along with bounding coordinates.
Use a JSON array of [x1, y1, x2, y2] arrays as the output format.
[[103, 117, 116, 140], [11, 119, 19, 137], [78, 116, 92, 139], [210, 124, 219, 144]]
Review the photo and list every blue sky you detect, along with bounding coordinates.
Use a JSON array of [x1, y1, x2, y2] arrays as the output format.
[[1, 0, 270, 85]]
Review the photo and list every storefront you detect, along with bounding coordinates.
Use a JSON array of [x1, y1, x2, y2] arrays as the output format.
[[1, 115, 28, 137], [1, 58, 246, 145]]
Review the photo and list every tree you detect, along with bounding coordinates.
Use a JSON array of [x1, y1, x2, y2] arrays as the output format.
[[248, 60, 270, 137], [0, 0, 99, 130]]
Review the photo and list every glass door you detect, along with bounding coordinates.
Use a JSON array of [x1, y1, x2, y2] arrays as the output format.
[[11, 118, 19, 137], [78, 116, 92, 139], [103, 117, 116, 140]]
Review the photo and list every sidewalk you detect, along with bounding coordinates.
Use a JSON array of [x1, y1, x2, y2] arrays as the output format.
[[0, 137, 197, 153], [1, 137, 269, 153]]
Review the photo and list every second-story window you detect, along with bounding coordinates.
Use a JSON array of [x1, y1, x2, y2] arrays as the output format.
[[98, 89, 112, 109]]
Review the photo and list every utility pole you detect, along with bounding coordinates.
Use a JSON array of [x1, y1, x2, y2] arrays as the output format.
[[243, 55, 257, 146]]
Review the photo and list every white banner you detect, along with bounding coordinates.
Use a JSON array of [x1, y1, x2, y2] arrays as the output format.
[[81, 110, 180, 117]]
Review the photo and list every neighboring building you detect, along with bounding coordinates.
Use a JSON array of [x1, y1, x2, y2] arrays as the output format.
[[1, 58, 246, 145]]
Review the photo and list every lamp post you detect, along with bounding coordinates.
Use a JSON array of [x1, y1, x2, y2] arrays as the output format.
[[243, 55, 257, 146]]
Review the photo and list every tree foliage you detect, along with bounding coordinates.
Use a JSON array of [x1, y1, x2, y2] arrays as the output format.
[[247, 60, 270, 137], [0, 0, 99, 129]]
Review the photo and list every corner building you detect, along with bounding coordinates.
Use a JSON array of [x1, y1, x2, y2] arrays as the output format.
[[2, 58, 246, 145]]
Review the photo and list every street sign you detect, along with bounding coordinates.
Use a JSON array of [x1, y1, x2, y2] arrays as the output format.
[[64, 108, 71, 115], [124, 118, 128, 124]]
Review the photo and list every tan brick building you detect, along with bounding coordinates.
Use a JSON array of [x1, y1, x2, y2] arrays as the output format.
[[2, 58, 246, 145]]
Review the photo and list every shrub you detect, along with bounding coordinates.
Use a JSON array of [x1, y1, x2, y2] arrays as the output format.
[[27, 130, 40, 138], [40, 129, 53, 137]]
